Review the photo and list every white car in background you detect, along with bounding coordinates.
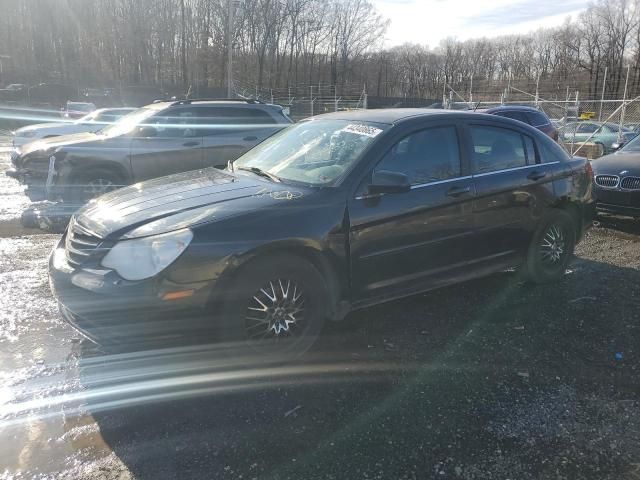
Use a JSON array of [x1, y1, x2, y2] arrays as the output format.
[[12, 107, 136, 148]]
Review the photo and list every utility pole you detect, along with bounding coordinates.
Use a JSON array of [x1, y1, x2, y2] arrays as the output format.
[[535, 73, 540, 107], [469, 74, 473, 106], [599, 66, 608, 121], [227, 0, 235, 98]]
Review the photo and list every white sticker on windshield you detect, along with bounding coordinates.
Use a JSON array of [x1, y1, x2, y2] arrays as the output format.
[[341, 124, 383, 138]]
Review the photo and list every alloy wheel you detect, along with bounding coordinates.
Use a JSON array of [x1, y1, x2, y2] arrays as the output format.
[[244, 279, 306, 342], [539, 223, 566, 266], [84, 178, 116, 198]]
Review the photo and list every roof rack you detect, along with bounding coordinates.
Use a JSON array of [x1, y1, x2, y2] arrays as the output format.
[[170, 98, 265, 106]]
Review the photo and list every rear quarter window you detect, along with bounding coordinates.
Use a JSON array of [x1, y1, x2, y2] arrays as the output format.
[[526, 111, 550, 127], [537, 137, 570, 163]]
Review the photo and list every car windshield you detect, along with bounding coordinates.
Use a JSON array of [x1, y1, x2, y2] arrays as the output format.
[[619, 134, 640, 152], [233, 119, 388, 185], [98, 107, 157, 136]]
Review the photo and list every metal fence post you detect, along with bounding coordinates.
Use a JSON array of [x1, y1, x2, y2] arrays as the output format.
[[619, 65, 631, 142]]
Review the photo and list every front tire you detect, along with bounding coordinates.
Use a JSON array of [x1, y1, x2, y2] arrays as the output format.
[[71, 169, 122, 204], [219, 255, 328, 358], [524, 210, 576, 284]]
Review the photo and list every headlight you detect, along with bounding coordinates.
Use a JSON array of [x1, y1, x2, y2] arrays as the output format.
[[19, 130, 37, 138], [101, 229, 193, 281]]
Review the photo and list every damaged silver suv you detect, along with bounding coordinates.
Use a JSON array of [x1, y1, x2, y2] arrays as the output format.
[[8, 99, 292, 204]]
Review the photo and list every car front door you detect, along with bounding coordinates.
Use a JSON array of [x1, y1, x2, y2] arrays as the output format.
[[348, 123, 477, 302], [129, 107, 203, 181], [468, 122, 558, 261], [199, 107, 281, 169]]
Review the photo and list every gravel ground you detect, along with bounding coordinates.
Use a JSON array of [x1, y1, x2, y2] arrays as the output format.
[[0, 135, 639, 479]]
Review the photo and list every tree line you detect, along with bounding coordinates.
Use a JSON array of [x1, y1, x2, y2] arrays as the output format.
[[1, 0, 639, 101]]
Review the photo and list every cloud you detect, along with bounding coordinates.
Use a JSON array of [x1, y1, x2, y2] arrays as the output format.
[[372, 0, 589, 47]]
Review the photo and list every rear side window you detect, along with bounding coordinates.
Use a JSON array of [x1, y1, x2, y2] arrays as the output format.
[[526, 111, 550, 127], [470, 125, 530, 173], [376, 126, 461, 185], [196, 107, 277, 135], [496, 111, 529, 124]]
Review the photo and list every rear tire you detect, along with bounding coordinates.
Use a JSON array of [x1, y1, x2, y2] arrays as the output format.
[[524, 210, 576, 284], [218, 255, 328, 358]]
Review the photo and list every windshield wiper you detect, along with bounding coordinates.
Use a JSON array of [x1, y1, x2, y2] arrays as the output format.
[[236, 166, 281, 182]]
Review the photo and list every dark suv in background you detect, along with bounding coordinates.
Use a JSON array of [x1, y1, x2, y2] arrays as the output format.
[[8, 99, 292, 204], [482, 105, 559, 141]]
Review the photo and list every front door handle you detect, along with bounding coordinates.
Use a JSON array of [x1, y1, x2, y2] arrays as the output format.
[[243, 136, 258, 142], [183, 141, 200, 147], [527, 171, 546, 181], [446, 186, 471, 197]]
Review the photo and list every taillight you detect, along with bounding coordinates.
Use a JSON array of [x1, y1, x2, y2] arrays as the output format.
[[585, 161, 594, 180]]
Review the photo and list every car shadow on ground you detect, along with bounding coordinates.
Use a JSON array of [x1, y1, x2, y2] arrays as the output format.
[[77, 256, 640, 480]]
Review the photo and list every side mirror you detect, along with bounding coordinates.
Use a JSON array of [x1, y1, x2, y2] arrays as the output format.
[[368, 170, 411, 195], [136, 125, 157, 138]]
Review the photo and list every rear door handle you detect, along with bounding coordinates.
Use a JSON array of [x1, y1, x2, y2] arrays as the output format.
[[446, 186, 471, 197], [183, 141, 200, 147], [527, 171, 547, 181], [243, 136, 258, 141]]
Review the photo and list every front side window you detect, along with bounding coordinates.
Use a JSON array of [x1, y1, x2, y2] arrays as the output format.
[[375, 126, 461, 185], [233, 119, 388, 186], [470, 125, 528, 173], [146, 108, 199, 138], [99, 107, 160, 136]]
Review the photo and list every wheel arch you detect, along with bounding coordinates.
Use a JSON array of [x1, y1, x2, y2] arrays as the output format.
[[66, 160, 130, 185], [210, 241, 348, 321]]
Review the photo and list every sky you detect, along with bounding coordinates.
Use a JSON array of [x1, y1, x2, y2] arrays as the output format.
[[372, 0, 590, 47]]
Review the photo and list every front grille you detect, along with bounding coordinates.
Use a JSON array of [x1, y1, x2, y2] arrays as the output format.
[[595, 175, 619, 188], [621, 176, 640, 190], [65, 220, 103, 268]]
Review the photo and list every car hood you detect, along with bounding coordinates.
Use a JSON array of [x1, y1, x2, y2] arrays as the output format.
[[16, 122, 69, 133], [592, 152, 640, 175], [19, 132, 102, 156], [75, 168, 312, 239]]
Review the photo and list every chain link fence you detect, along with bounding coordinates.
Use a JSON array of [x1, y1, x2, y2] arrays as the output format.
[[233, 80, 367, 121]]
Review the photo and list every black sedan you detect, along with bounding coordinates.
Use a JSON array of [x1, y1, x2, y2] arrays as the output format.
[[592, 136, 640, 218], [49, 109, 595, 356]]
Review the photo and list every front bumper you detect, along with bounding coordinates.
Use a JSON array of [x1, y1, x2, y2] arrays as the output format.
[[49, 241, 215, 346], [596, 202, 640, 218], [595, 187, 640, 218]]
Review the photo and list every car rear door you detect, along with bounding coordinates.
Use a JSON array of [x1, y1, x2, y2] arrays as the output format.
[[199, 107, 282, 169], [129, 107, 203, 181], [348, 122, 477, 301], [466, 121, 560, 261]]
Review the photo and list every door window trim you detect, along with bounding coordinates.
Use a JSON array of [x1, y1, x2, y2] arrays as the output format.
[[472, 161, 559, 178]]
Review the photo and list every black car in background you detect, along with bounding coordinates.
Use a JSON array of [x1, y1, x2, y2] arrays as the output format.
[[9, 99, 292, 204], [482, 105, 559, 141], [49, 109, 595, 356], [592, 134, 640, 218]]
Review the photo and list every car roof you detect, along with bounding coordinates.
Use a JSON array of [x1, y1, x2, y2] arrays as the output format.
[[484, 105, 543, 113], [148, 99, 283, 110], [310, 108, 532, 126], [310, 108, 472, 124]]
